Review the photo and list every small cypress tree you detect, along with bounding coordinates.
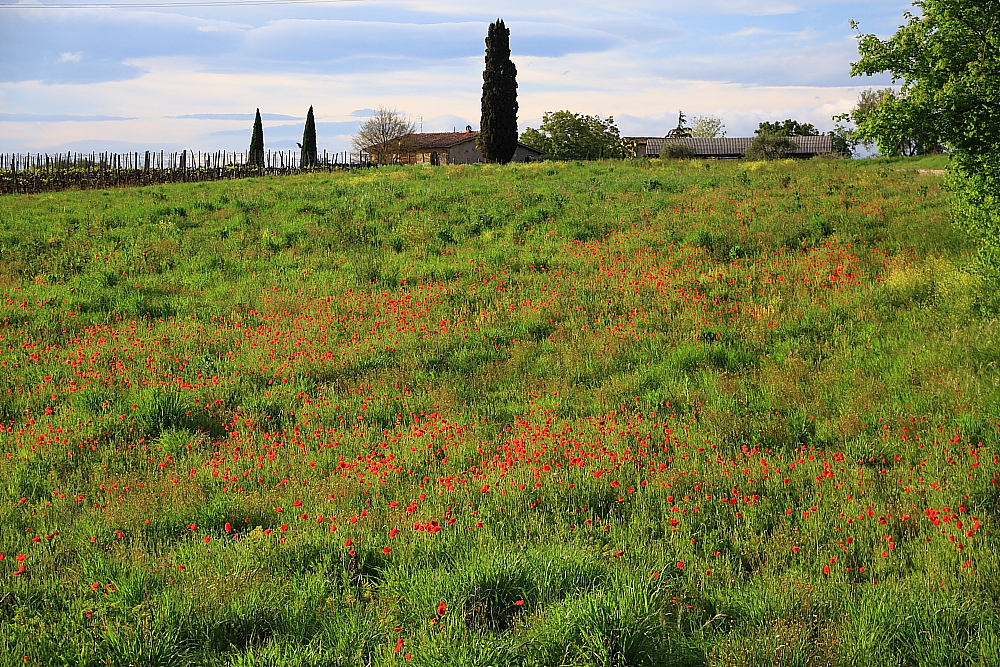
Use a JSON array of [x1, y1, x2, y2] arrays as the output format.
[[298, 106, 318, 167], [249, 108, 265, 169], [478, 19, 518, 164]]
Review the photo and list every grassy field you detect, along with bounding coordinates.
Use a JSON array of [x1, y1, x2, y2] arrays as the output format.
[[1, 154, 998, 666]]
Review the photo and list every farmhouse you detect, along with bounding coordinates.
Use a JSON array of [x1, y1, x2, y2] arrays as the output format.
[[373, 128, 544, 165], [628, 136, 835, 159]]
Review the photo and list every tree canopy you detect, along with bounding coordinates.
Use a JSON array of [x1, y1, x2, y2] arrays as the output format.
[[478, 19, 519, 164], [851, 0, 1000, 272], [690, 115, 726, 138], [352, 107, 416, 164], [249, 109, 264, 169], [298, 106, 318, 167], [745, 135, 797, 161], [666, 111, 692, 138], [755, 119, 819, 137], [519, 111, 631, 160]]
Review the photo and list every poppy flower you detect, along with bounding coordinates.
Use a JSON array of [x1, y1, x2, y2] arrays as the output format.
[[437, 601, 447, 617]]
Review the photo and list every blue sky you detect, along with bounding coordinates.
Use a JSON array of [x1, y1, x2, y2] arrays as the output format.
[[0, 0, 906, 154]]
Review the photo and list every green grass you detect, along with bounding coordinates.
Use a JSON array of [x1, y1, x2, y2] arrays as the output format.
[[0, 157, 997, 666]]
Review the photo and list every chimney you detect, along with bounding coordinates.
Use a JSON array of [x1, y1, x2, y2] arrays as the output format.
[[466, 125, 473, 133]]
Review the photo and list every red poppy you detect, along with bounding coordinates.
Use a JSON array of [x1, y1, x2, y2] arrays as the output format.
[[437, 601, 447, 617]]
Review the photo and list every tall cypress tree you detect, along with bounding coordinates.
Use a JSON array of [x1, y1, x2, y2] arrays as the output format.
[[478, 19, 518, 164], [249, 108, 265, 169], [298, 106, 318, 167]]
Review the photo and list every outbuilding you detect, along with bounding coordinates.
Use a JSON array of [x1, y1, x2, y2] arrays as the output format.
[[628, 136, 835, 159], [387, 127, 544, 165]]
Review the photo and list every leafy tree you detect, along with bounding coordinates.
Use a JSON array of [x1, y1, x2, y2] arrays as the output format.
[[249, 109, 264, 169], [478, 19, 519, 164], [831, 89, 892, 155], [519, 111, 631, 160], [756, 119, 819, 137], [851, 0, 999, 273], [352, 106, 417, 164], [690, 116, 726, 138], [745, 135, 797, 161], [298, 106, 318, 167], [834, 88, 942, 156], [666, 110, 692, 138]]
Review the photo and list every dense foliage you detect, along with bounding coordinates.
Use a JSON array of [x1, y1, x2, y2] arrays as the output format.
[[249, 110, 265, 170], [666, 111, 693, 139], [299, 106, 318, 168], [520, 111, 631, 160], [690, 116, 726, 139], [755, 120, 819, 137], [1, 157, 997, 666], [478, 19, 519, 165], [744, 136, 797, 161], [851, 0, 1000, 273], [660, 143, 696, 159], [835, 89, 943, 157]]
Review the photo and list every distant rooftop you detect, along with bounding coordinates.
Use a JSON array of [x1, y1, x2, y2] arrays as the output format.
[[642, 136, 834, 157], [410, 131, 479, 149]]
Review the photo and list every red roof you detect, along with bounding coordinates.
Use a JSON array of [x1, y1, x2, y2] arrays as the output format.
[[411, 132, 479, 149]]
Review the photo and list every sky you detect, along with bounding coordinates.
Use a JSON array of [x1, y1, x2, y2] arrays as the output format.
[[0, 0, 907, 154]]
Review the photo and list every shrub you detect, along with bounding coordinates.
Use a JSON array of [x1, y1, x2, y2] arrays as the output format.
[[744, 136, 797, 161], [660, 143, 695, 159]]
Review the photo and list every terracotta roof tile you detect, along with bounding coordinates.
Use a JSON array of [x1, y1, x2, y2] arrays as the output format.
[[411, 132, 479, 149]]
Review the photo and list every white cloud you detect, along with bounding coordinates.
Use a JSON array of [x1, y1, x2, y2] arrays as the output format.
[[0, 0, 904, 153]]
